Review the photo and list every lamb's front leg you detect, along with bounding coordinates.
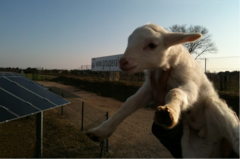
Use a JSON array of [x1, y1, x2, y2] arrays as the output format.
[[86, 81, 152, 142], [154, 81, 198, 129]]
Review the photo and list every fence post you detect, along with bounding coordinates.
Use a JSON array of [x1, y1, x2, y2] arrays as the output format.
[[220, 74, 223, 91], [61, 93, 63, 116], [99, 140, 105, 158], [224, 75, 227, 91], [35, 111, 43, 158], [106, 112, 109, 153], [81, 101, 84, 131]]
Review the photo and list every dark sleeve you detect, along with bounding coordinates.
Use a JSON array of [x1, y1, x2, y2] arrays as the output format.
[[152, 122, 183, 158], [228, 150, 239, 158]]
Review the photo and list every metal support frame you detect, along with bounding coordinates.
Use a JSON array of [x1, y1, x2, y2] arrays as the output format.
[[100, 112, 109, 158]]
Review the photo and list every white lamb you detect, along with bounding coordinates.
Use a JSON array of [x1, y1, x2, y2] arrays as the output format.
[[86, 23, 239, 157]]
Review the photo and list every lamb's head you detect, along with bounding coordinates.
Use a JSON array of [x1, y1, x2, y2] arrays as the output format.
[[119, 23, 202, 74]]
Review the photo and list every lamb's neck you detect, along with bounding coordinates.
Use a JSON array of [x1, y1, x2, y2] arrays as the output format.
[[157, 45, 194, 71], [167, 45, 194, 68]]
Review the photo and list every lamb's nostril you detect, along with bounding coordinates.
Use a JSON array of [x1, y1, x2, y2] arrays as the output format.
[[122, 61, 128, 65], [119, 58, 128, 66]]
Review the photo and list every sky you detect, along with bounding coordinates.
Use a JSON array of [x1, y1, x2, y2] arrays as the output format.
[[0, 0, 239, 70]]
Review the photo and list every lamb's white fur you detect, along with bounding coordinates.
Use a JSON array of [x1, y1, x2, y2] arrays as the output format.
[[86, 23, 239, 157]]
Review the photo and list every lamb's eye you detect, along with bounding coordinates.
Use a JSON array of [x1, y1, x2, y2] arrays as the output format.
[[148, 43, 157, 49]]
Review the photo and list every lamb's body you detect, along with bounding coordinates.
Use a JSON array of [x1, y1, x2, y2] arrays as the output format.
[[149, 46, 238, 157], [87, 24, 239, 158]]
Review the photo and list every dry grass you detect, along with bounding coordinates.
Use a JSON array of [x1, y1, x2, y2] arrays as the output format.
[[0, 116, 36, 158], [0, 109, 111, 158]]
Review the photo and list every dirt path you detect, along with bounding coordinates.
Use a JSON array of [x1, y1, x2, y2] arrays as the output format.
[[38, 81, 172, 158]]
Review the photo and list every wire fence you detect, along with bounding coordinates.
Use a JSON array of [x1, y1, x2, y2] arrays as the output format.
[[45, 85, 174, 158], [196, 56, 240, 73], [42, 56, 240, 158], [47, 87, 109, 158], [51, 76, 141, 102], [195, 57, 239, 93], [45, 57, 239, 157]]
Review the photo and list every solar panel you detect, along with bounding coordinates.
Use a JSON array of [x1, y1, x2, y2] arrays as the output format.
[[17, 74, 48, 89], [0, 73, 70, 124], [0, 107, 17, 122], [0, 73, 47, 89], [8, 76, 47, 89], [0, 72, 53, 89], [2, 73, 14, 76], [4, 77, 68, 105], [2, 74, 14, 76], [0, 89, 40, 116]]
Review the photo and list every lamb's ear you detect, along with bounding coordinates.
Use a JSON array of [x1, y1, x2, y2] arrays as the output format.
[[164, 33, 202, 48]]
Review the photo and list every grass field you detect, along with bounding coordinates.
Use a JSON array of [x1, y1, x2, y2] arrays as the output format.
[[0, 109, 110, 158]]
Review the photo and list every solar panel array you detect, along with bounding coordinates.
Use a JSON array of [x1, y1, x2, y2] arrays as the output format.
[[0, 72, 70, 124]]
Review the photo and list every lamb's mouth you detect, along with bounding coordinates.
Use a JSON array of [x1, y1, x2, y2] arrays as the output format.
[[120, 66, 137, 72]]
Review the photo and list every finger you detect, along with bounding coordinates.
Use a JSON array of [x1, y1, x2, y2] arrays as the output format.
[[232, 111, 239, 123], [159, 68, 171, 83], [221, 138, 233, 157], [150, 70, 157, 89], [158, 69, 171, 91]]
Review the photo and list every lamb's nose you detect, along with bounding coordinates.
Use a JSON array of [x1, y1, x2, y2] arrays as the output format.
[[119, 57, 128, 66]]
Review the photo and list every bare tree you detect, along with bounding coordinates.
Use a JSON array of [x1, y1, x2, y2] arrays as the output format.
[[167, 24, 218, 59]]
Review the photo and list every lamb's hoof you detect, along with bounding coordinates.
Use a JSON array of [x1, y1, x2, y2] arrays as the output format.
[[86, 131, 103, 142], [154, 106, 176, 128]]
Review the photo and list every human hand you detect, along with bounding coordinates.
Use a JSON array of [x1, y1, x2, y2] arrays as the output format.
[[150, 69, 177, 128], [150, 69, 171, 106]]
